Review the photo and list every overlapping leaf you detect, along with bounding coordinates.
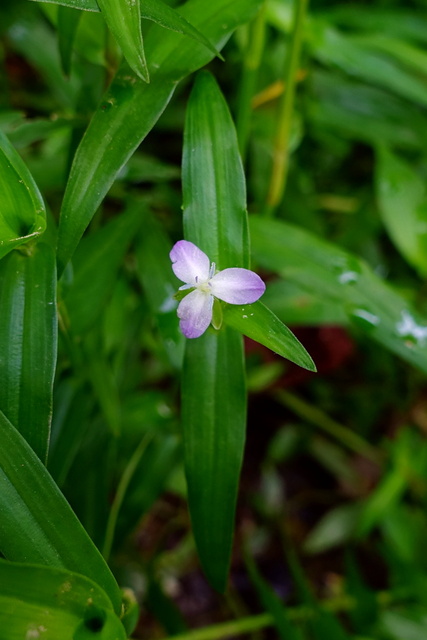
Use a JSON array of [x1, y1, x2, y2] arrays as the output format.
[[0, 131, 46, 260]]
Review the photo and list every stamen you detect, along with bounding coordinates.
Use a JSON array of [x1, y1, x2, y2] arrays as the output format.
[[209, 262, 216, 279]]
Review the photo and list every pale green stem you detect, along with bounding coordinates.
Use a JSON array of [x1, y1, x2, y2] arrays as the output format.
[[275, 390, 381, 464], [265, 0, 308, 216], [236, 2, 267, 163], [150, 589, 399, 640], [102, 432, 152, 561]]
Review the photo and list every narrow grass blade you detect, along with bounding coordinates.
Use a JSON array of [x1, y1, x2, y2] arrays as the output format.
[[0, 131, 46, 260]]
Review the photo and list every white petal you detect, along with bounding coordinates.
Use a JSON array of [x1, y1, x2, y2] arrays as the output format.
[[210, 268, 266, 304], [170, 240, 210, 285], [177, 289, 214, 338]]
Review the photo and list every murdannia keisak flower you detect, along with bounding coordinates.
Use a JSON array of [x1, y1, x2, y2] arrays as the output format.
[[170, 240, 266, 338]]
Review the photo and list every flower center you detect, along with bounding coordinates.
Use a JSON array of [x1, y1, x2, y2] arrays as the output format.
[[196, 281, 212, 294]]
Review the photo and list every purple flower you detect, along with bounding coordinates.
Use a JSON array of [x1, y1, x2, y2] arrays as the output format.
[[170, 240, 266, 339]]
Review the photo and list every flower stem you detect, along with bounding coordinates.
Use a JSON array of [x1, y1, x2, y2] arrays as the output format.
[[265, 0, 308, 216], [236, 2, 267, 163]]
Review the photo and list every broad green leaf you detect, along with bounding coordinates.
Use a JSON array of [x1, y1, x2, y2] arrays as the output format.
[[96, 0, 148, 83], [58, 5, 82, 75], [182, 329, 246, 592], [250, 216, 427, 374], [0, 559, 126, 640], [0, 408, 122, 614], [224, 301, 316, 371], [57, 0, 261, 273], [0, 243, 57, 463], [180, 71, 249, 591], [64, 203, 143, 335], [0, 131, 46, 260], [376, 146, 427, 276]]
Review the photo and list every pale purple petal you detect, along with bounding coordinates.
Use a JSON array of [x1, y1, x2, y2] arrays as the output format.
[[170, 240, 210, 285], [177, 289, 214, 338], [210, 268, 266, 304]]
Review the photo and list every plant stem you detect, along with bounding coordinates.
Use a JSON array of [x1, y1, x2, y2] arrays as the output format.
[[265, 0, 308, 216], [154, 589, 400, 640], [275, 389, 381, 464], [236, 2, 267, 163], [102, 432, 152, 561]]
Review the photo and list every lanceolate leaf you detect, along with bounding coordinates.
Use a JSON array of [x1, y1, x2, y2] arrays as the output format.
[[250, 216, 427, 374], [0, 243, 57, 464], [183, 71, 250, 268], [182, 329, 246, 592], [224, 301, 316, 371], [0, 409, 122, 614], [0, 131, 46, 261], [31, 0, 223, 61], [57, 0, 261, 273], [96, 0, 149, 83], [0, 559, 127, 640], [180, 72, 249, 591]]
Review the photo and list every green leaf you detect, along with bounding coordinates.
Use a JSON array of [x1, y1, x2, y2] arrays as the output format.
[[0, 131, 46, 260], [140, 0, 221, 62], [135, 208, 185, 369], [58, 5, 82, 75], [57, 0, 261, 273], [183, 71, 249, 267], [64, 203, 143, 336], [31, 0, 224, 63], [224, 301, 316, 371], [0, 243, 57, 463], [182, 329, 246, 592], [0, 559, 126, 640], [250, 215, 427, 375], [97, 0, 149, 82], [30, 0, 99, 11], [0, 408, 122, 615], [376, 146, 427, 276], [180, 71, 249, 591]]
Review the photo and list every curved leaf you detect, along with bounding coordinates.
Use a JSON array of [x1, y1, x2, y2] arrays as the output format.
[[57, 0, 261, 273], [0, 243, 57, 463], [97, 0, 148, 83], [0, 409, 122, 614], [250, 215, 427, 374], [224, 301, 316, 371], [0, 131, 46, 260], [0, 559, 127, 640]]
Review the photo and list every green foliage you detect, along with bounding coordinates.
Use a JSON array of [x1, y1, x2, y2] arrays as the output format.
[[3, 0, 427, 637]]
